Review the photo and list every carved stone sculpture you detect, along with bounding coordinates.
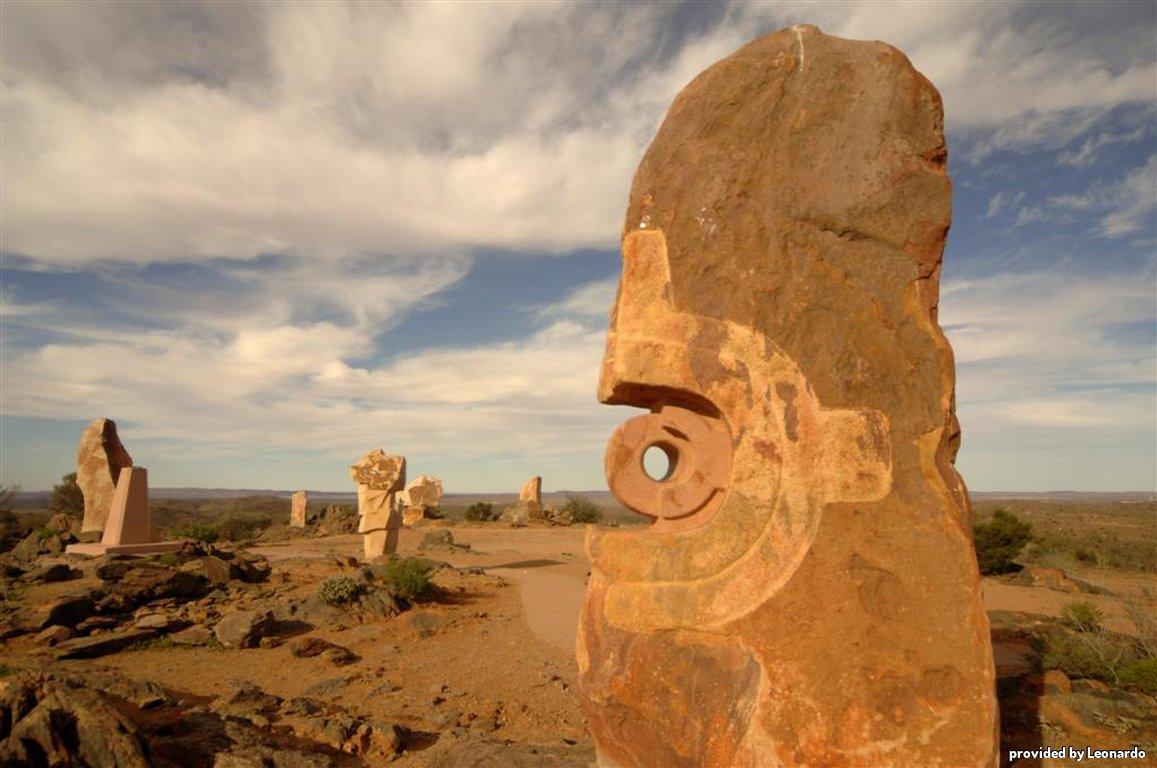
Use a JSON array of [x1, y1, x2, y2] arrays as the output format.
[[76, 418, 134, 536], [576, 26, 998, 768], [501, 475, 544, 525], [400, 475, 444, 525], [290, 490, 308, 528], [349, 449, 405, 558], [66, 468, 181, 556]]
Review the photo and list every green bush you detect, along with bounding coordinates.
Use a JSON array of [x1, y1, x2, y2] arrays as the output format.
[[50, 472, 84, 517], [317, 575, 364, 606], [1040, 635, 1119, 682], [172, 522, 220, 543], [463, 502, 495, 522], [1061, 601, 1105, 633], [563, 495, 602, 525], [382, 557, 434, 603], [973, 508, 1032, 575], [1118, 659, 1157, 693]]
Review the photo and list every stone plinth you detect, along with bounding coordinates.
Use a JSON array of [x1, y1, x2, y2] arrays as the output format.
[[576, 25, 998, 768], [67, 467, 181, 557]]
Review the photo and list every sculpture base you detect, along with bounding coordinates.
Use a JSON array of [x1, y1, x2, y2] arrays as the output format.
[[66, 541, 183, 557]]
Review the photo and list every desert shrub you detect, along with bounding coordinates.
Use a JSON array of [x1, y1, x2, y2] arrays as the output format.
[[317, 575, 364, 606], [463, 502, 495, 522], [1118, 659, 1157, 693], [382, 557, 434, 602], [1041, 632, 1133, 684], [0, 486, 20, 552], [171, 522, 220, 543], [50, 472, 84, 517], [972, 508, 1032, 575], [563, 495, 603, 525], [158, 553, 181, 567], [212, 513, 269, 541], [1061, 601, 1105, 633]]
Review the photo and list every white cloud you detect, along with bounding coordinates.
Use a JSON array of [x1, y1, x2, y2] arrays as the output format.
[[985, 190, 1026, 219], [942, 268, 1155, 438], [3, 2, 1154, 264], [1059, 126, 1147, 167], [1045, 154, 1157, 236], [534, 277, 619, 319]]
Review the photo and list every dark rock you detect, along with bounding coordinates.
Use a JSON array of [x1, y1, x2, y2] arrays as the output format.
[[40, 594, 96, 629], [0, 674, 152, 767], [32, 625, 73, 646], [287, 636, 335, 658], [321, 646, 359, 667], [21, 562, 77, 583], [170, 625, 214, 646], [303, 677, 349, 699], [214, 609, 275, 648], [53, 628, 157, 659]]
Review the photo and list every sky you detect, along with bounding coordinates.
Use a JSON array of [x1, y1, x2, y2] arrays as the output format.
[[1, 1, 1154, 494]]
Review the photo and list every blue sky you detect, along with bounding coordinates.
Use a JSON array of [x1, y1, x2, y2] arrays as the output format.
[[1, 1, 1154, 493]]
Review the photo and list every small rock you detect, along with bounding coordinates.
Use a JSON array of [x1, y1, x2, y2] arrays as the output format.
[[133, 613, 173, 631], [22, 563, 76, 583], [33, 625, 74, 646], [53, 628, 157, 659], [322, 646, 358, 666], [214, 609, 275, 649], [170, 625, 214, 646], [303, 677, 349, 699], [288, 636, 335, 658]]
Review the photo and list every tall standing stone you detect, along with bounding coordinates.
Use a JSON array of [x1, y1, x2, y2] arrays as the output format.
[[577, 26, 997, 767], [349, 449, 405, 558], [290, 491, 308, 528], [500, 475, 544, 525], [76, 418, 134, 536]]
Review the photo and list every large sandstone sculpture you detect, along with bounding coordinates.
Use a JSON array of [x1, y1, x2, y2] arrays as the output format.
[[500, 475, 544, 525], [290, 491, 308, 528], [349, 449, 405, 558], [76, 418, 134, 536], [66, 468, 180, 556], [400, 475, 444, 525], [577, 26, 998, 768]]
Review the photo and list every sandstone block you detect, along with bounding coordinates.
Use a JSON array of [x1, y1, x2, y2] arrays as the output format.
[[75, 418, 133, 535]]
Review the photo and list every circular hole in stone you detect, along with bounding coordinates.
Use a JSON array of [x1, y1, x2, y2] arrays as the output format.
[[643, 444, 677, 482]]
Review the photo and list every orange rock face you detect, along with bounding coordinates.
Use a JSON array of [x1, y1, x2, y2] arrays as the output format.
[[577, 26, 998, 767], [76, 418, 134, 535]]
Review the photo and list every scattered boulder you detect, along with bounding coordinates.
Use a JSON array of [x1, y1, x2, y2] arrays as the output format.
[[214, 609, 276, 649], [53, 628, 158, 660], [1007, 566, 1104, 594], [32, 625, 73, 646], [288, 636, 337, 658], [170, 625, 214, 646], [0, 673, 152, 767], [20, 562, 77, 583]]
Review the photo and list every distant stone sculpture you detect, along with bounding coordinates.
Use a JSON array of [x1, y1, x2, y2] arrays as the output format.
[[66, 468, 180, 556], [400, 475, 444, 525], [290, 491, 308, 528], [349, 449, 405, 558], [577, 26, 998, 768], [76, 418, 134, 537], [500, 475, 544, 525]]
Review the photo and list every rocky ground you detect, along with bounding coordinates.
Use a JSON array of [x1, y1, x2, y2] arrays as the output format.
[[1, 515, 1154, 767]]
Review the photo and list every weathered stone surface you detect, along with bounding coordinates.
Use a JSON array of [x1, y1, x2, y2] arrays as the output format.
[[519, 476, 541, 505], [75, 417, 134, 535], [214, 609, 275, 649], [290, 490, 308, 528], [577, 26, 997, 767], [67, 467, 182, 557], [0, 674, 152, 766], [54, 628, 158, 659], [399, 474, 444, 525], [349, 449, 406, 558]]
